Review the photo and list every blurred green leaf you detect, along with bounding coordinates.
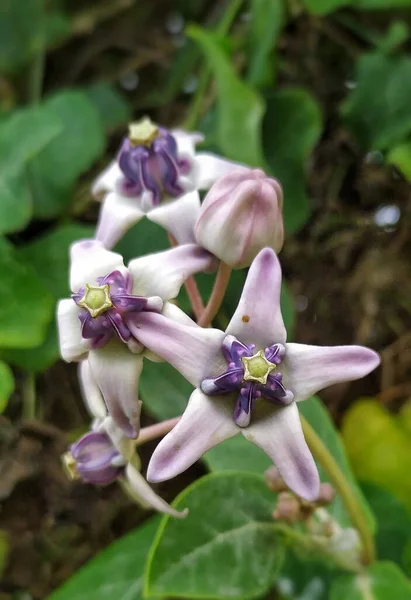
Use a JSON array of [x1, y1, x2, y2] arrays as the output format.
[[342, 398, 411, 510], [357, 0, 411, 7], [140, 361, 193, 420], [263, 89, 322, 233], [387, 141, 411, 180], [0, 238, 53, 349], [85, 83, 131, 132], [145, 472, 284, 599], [361, 483, 411, 574], [301, 0, 351, 14], [0, 361, 14, 413], [205, 435, 272, 474], [29, 90, 105, 218], [342, 53, 411, 151], [188, 25, 266, 167], [1, 224, 94, 372], [299, 397, 375, 531], [330, 562, 411, 600], [247, 0, 285, 88], [377, 21, 410, 54], [0, 531, 8, 579], [48, 517, 160, 600], [115, 219, 169, 264], [0, 106, 62, 234]]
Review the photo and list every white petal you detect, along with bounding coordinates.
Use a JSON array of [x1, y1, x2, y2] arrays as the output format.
[[70, 239, 125, 292], [285, 343, 381, 402], [147, 191, 201, 245], [88, 341, 143, 438], [57, 299, 89, 362], [95, 192, 145, 250], [243, 403, 320, 501], [226, 248, 286, 347], [92, 161, 122, 198], [173, 129, 203, 162], [192, 153, 246, 190], [147, 389, 238, 483], [125, 463, 188, 518], [98, 415, 136, 462], [78, 361, 107, 418], [128, 244, 215, 302]]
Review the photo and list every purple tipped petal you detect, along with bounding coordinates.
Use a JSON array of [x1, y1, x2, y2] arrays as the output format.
[[285, 343, 381, 402], [222, 335, 254, 364], [147, 190, 201, 245], [128, 312, 225, 387], [128, 244, 216, 302], [88, 342, 144, 438], [125, 463, 188, 518], [95, 192, 144, 250], [234, 385, 254, 427], [147, 389, 238, 483], [226, 248, 286, 347], [242, 403, 320, 501], [201, 367, 244, 395], [71, 431, 123, 485]]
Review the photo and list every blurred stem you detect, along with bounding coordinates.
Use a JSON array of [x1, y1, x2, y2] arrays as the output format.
[[301, 416, 375, 566], [184, 0, 244, 129], [22, 373, 36, 420], [29, 0, 46, 104], [136, 417, 181, 446], [167, 233, 205, 320], [198, 262, 232, 327]]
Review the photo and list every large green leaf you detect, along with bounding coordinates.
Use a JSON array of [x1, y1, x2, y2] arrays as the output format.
[[263, 89, 322, 233], [204, 435, 272, 474], [0, 106, 62, 234], [342, 53, 411, 151], [188, 26, 266, 167], [140, 361, 193, 420], [0, 238, 53, 349], [145, 472, 284, 599], [362, 483, 411, 574], [48, 517, 160, 600], [246, 0, 285, 88], [29, 90, 105, 218], [85, 83, 131, 132], [342, 398, 411, 510], [1, 224, 94, 371], [0, 361, 14, 413], [330, 562, 411, 600], [301, 0, 351, 14], [299, 397, 375, 531]]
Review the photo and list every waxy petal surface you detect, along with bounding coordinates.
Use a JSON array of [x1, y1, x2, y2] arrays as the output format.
[[95, 191, 144, 250], [70, 240, 125, 292], [57, 299, 89, 362], [147, 190, 201, 245]]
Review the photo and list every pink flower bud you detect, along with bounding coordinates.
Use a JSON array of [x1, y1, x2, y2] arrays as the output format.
[[194, 168, 284, 268]]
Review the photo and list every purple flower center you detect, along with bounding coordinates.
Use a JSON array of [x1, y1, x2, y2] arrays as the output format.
[[72, 270, 161, 350], [63, 431, 125, 486], [117, 117, 191, 207], [201, 335, 294, 427]]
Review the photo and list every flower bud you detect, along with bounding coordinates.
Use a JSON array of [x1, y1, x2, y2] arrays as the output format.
[[194, 168, 284, 268], [63, 430, 126, 486]]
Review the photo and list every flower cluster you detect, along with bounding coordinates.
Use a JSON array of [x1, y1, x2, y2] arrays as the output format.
[[58, 117, 380, 516]]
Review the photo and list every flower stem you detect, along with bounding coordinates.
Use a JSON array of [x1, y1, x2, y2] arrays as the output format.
[[167, 233, 205, 320], [300, 415, 375, 565], [136, 417, 180, 446], [22, 373, 36, 420], [198, 262, 232, 327]]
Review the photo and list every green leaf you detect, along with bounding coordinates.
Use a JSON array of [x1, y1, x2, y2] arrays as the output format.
[[301, 0, 351, 15], [281, 281, 296, 339], [140, 361, 193, 420], [342, 398, 411, 510], [0, 361, 14, 413], [205, 435, 272, 474], [1, 224, 94, 372], [299, 397, 375, 531], [0, 531, 9, 579], [0, 106, 62, 234], [29, 90, 105, 218], [188, 25, 266, 167], [115, 219, 169, 264], [263, 88, 322, 233], [85, 83, 131, 131], [246, 0, 285, 88], [387, 141, 411, 180], [330, 562, 411, 600], [0, 0, 44, 73], [342, 53, 411, 151], [361, 483, 411, 574], [145, 472, 285, 599], [48, 517, 160, 600], [357, 0, 411, 7], [0, 238, 53, 349]]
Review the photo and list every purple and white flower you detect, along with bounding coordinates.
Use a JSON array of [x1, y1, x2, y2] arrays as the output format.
[[57, 239, 215, 437], [92, 117, 241, 249], [63, 414, 187, 518], [128, 248, 380, 501]]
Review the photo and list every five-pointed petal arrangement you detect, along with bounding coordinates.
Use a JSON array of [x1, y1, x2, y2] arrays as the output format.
[[63, 380, 187, 518], [131, 248, 380, 501], [92, 116, 242, 249], [57, 238, 215, 437]]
